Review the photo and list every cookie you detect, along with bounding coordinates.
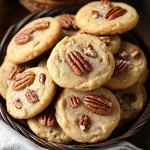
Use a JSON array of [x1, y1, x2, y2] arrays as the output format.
[[27, 106, 72, 143], [7, 17, 62, 64], [71, 31, 121, 55], [6, 67, 56, 119], [105, 41, 147, 90], [0, 56, 28, 99], [55, 87, 120, 143], [55, 14, 79, 37], [38, 59, 47, 68], [114, 82, 146, 120], [47, 34, 115, 91], [138, 68, 149, 84], [76, 1, 139, 35]]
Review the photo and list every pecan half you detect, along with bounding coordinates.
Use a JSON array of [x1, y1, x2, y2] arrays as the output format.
[[84, 94, 112, 116], [117, 50, 128, 60], [91, 10, 99, 19], [57, 14, 78, 30], [12, 71, 36, 91], [82, 42, 97, 58], [113, 59, 128, 76], [100, 0, 112, 8], [122, 93, 137, 101], [68, 95, 80, 108], [25, 89, 39, 103], [34, 20, 50, 30], [103, 6, 126, 20], [38, 108, 56, 127], [12, 99, 23, 109], [79, 115, 90, 131], [15, 34, 31, 45], [65, 51, 92, 76], [39, 73, 46, 84], [99, 36, 110, 45], [8, 65, 25, 80], [131, 48, 141, 59]]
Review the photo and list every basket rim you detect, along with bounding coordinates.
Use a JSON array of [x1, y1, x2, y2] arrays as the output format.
[[0, 7, 150, 150]]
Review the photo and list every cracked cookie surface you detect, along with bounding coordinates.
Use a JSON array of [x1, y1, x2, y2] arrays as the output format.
[[55, 87, 120, 143], [47, 34, 115, 91], [76, 1, 139, 35], [105, 41, 147, 90], [6, 67, 56, 119], [7, 17, 62, 64]]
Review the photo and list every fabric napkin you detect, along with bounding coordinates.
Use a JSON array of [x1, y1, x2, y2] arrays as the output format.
[[0, 118, 142, 150]]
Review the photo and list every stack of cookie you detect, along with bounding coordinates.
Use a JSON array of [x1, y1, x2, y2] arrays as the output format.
[[0, 0, 148, 144]]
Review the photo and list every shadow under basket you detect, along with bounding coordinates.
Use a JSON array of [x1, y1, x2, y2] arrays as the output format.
[[0, 7, 150, 150]]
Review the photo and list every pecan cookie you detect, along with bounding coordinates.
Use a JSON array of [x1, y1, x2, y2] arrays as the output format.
[[7, 17, 62, 64], [55, 87, 120, 143], [6, 67, 56, 119], [71, 31, 121, 55], [47, 34, 115, 91], [27, 107, 72, 143], [76, 1, 139, 35], [114, 82, 146, 120], [105, 41, 147, 90], [0, 56, 28, 99], [55, 14, 78, 37]]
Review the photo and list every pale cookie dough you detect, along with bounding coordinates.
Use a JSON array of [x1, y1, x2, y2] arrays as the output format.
[[55, 14, 79, 38], [38, 59, 47, 68], [115, 82, 146, 120], [7, 17, 62, 64], [6, 67, 56, 119], [0, 56, 28, 99], [47, 34, 115, 91], [71, 31, 121, 55], [76, 1, 139, 35], [27, 107, 72, 144], [105, 41, 147, 90], [55, 87, 120, 143]]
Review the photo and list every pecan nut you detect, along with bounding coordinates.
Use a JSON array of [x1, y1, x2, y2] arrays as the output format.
[[91, 10, 99, 19], [103, 6, 126, 20], [25, 89, 39, 103], [15, 34, 31, 45], [68, 95, 80, 108], [12, 99, 23, 109], [65, 51, 92, 76], [117, 50, 128, 60], [34, 20, 50, 30], [122, 93, 137, 101], [82, 42, 97, 58], [98, 36, 110, 45], [57, 14, 78, 30], [39, 73, 46, 84], [84, 94, 112, 116], [131, 48, 141, 59], [79, 115, 90, 131], [38, 108, 56, 127], [8, 65, 25, 80], [12, 71, 36, 91], [100, 0, 112, 8], [113, 59, 128, 76]]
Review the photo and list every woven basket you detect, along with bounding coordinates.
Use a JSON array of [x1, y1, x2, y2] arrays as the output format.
[[19, 0, 92, 12], [0, 8, 150, 150]]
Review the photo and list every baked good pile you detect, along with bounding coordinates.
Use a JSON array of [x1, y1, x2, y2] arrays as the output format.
[[0, 0, 148, 144]]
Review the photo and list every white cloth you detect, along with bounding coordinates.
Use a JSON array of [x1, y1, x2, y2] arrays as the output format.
[[0, 119, 142, 150]]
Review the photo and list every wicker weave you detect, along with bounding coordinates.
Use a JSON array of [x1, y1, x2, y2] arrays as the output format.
[[0, 8, 150, 150]]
